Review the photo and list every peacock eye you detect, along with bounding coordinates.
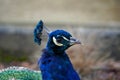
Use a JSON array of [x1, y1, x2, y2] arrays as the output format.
[[56, 36, 63, 43]]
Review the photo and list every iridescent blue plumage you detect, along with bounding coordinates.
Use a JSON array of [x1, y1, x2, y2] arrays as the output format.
[[34, 21, 81, 80], [39, 49, 80, 80]]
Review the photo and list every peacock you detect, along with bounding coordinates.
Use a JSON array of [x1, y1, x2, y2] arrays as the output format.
[[0, 20, 81, 80]]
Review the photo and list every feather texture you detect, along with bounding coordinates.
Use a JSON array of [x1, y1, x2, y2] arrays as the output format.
[[0, 66, 42, 80], [34, 20, 43, 45]]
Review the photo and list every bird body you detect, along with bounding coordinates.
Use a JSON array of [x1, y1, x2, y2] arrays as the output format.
[[0, 20, 81, 80], [39, 48, 80, 80], [39, 29, 80, 80]]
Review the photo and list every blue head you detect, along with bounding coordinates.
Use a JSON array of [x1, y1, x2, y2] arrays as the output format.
[[46, 30, 81, 53], [34, 20, 81, 53]]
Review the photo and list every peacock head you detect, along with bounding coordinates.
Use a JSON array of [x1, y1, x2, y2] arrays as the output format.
[[34, 20, 81, 53], [46, 30, 81, 53]]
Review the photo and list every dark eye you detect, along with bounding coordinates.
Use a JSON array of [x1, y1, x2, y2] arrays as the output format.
[[56, 36, 63, 43]]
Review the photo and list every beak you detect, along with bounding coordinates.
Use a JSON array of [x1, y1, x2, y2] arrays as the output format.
[[70, 37, 81, 46]]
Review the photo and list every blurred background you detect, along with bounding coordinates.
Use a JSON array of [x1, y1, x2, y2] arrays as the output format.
[[0, 0, 120, 80]]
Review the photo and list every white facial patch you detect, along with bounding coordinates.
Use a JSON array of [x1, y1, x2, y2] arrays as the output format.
[[62, 36, 69, 41], [53, 37, 63, 46]]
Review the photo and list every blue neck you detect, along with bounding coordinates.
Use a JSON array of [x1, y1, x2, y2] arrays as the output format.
[[39, 48, 80, 80]]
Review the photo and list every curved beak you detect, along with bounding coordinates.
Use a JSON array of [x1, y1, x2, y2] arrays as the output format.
[[70, 37, 81, 46]]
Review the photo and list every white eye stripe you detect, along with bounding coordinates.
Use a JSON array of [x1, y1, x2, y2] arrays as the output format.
[[53, 37, 63, 46], [62, 36, 69, 41]]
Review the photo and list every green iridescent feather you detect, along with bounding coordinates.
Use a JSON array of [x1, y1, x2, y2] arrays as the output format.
[[0, 66, 42, 80]]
